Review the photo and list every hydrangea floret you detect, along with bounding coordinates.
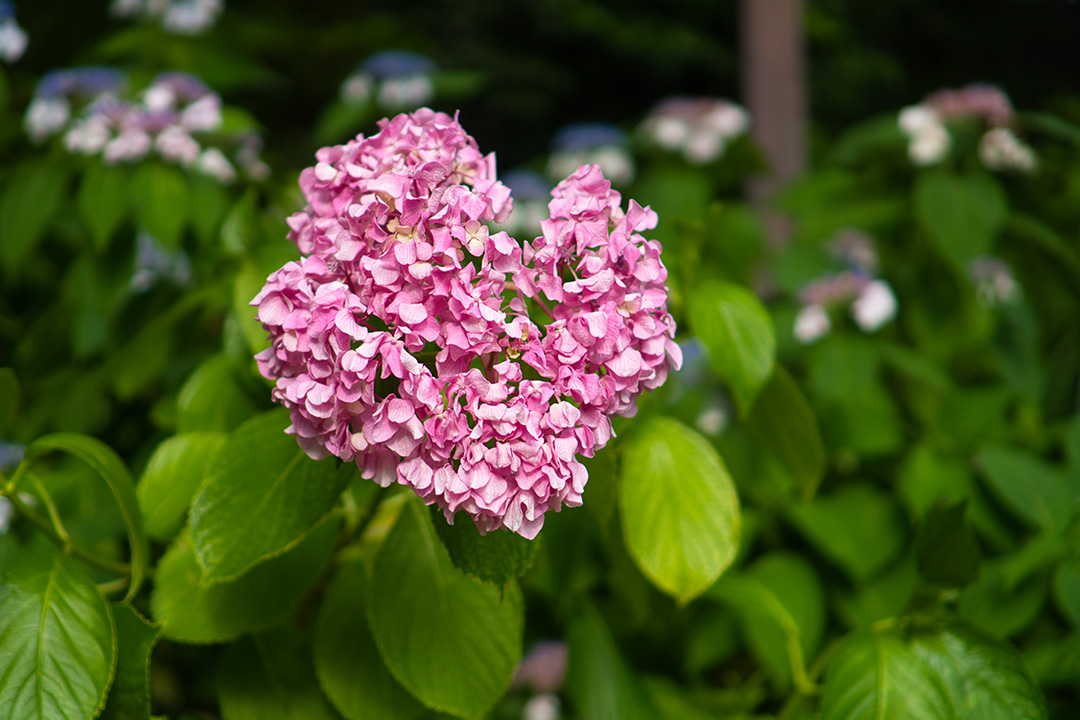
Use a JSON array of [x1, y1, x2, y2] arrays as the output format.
[[252, 109, 681, 538], [0, 1, 28, 64]]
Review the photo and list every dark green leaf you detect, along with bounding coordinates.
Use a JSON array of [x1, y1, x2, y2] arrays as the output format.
[[189, 409, 348, 584], [218, 628, 337, 720], [234, 263, 272, 354], [959, 558, 1047, 638], [221, 188, 259, 255], [976, 445, 1074, 533], [432, 507, 539, 586], [1053, 559, 1080, 628], [914, 171, 1007, 271], [834, 555, 918, 629], [916, 501, 981, 587], [78, 162, 130, 252], [688, 279, 775, 414], [100, 604, 161, 720], [22, 433, 148, 602], [787, 484, 905, 581], [897, 444, 971, 520], [132, 163, 189, 249], [137, 432, 227, 541], [910, 625, 1047, 720], [619, 416, 740, 603], [820, 630, 953, 720], [746, 366, 825, 500], [177, 354, 259, 433], [0, 161, 68, 277], [314, 561, 424, 720], [0, 367, 17, 436], [367, 498, 523, 719], [0, 549, 116, 720], [150, 519, 338, 644], [566, 602, 657, 720]]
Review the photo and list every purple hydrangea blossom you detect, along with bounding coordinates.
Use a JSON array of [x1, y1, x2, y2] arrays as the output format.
[[253, 109, 681, 538]]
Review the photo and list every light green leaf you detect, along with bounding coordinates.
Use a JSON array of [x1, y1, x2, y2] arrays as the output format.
[[314, 561, 424, 720], [688, 279, 775, 414], [566, 602, 657, 720], [132, 163, 189, 249], [787, 484, 905, 582], [820, 631, 953, 720], [367, 498, 523, 719], [22, 433, 148, 603], [915, 501, 981, 588], [914, 171, 1007, 271], [177, 354, 259, 433], [619, 416, 740, 604], [189, 409, 349, 584], [976, 445, 1075, 534], [100, 604, 162, 720], [0, 549, 116, 720], [150, 520, 338, 644], [234, 263, 272, 354], [1054, 559, 1080, 628], [746, 366, 825, 500], [218, 628, 337, 720], [897, 444, 971, 520], [78, 162, 130, 252], [432, 507, 540, 586], [711, 552, 823, 691], [221, 188, 259, 255], [0, 161, 68, 277], [137, 432, 227, 542], [0, 367, 17, 436], [910, 625, 1047, 720]]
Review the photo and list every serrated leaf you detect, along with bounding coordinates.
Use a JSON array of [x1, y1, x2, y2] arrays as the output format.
[[566, 602, 658, 720], [100, 604, 161, 720], [367, 498, 523, 719], [787, 484, 905, 582], [177, 354, 259, 433], [711, 552, 824, 691], [914, 171, 1006, 271], [190, 409, 349, 584], [916, 501, 981, 587], [432, 506, 539, 586], [0, 549, 116, 720], [976, 445, 1074, 534], [218, 628, 337, 720], [910, 625, 1047, 720], [746, 366, 825, 500], [820, 631, 953, 720], [138, 432, 227, 542], [0, 161, 68, 278], [314, 561, 424, 720], [150, 520, 337, 644], [22, 433, 148, 603], [688, 279, 775, 414], [78, 162, 130, 252], [132, 163, 189, 249], [619, 416, 740, 603]]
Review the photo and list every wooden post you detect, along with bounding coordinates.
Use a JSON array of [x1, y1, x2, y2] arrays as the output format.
[[740, 0, 807, 246]]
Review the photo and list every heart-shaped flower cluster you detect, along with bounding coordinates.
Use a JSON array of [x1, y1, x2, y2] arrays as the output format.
[[253, 109, 681, 538]]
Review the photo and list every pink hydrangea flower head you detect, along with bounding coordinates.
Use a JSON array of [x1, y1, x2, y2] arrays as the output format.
[[254, 109, 680, 538]]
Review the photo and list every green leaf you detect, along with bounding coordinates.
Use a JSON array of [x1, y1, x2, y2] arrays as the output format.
[[366, 498, 523, 719], [100, 604, 161, 720], [619, 416, 740, 603], [976, 445, 1074, 534], [915, 501, 981, 588], [177, 354, 259, 433], [566, 602, 657, 720], [221, 188, 259, 255], [218, 628, 337, 720], [137, 432, 227, 542], [189, 409, 349, 584], [959, 557, 1047, 638], [688, 279, 775, 414], [150, 519, 338, 644], [132, 163, 189, 249], [0, 549, 116, 720], [820, 630, 953, 720], [188, 173, 230, 247], [78, 162, 130, 252], [897, 444, 971, 520], [22, 433, 148, 603], [1053, 559, 1080, 628], [787, 484, 905, 581], [0, 367, 17, 436], [711, 552, 824, 691], [914, 171, 1007, 271], [432, 507, 540, 586], [234, 263, 272, 354], [834, 555, 918, 629], [910, 625, 1047, 720], [314, 561, 424, 720], [0, 161, 68, 277], [746, 366, 825, 500]]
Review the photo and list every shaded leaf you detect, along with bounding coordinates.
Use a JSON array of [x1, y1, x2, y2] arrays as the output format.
[[132, 163, 189, 249], [432, 507, 540, 586], [0, 161, 68, 278], [100, 604, 161, 720], [78, 162, 130, 252], [176, 354, 259, 434], [746, 366, 825, 500], [1053, 559, 1080, 628], [976, 445, 1074, 534], [566, 602, 657, 720], [914, 172, 1006, 271], [137, 432, 227, 542], [915, 501, 981, 588]]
